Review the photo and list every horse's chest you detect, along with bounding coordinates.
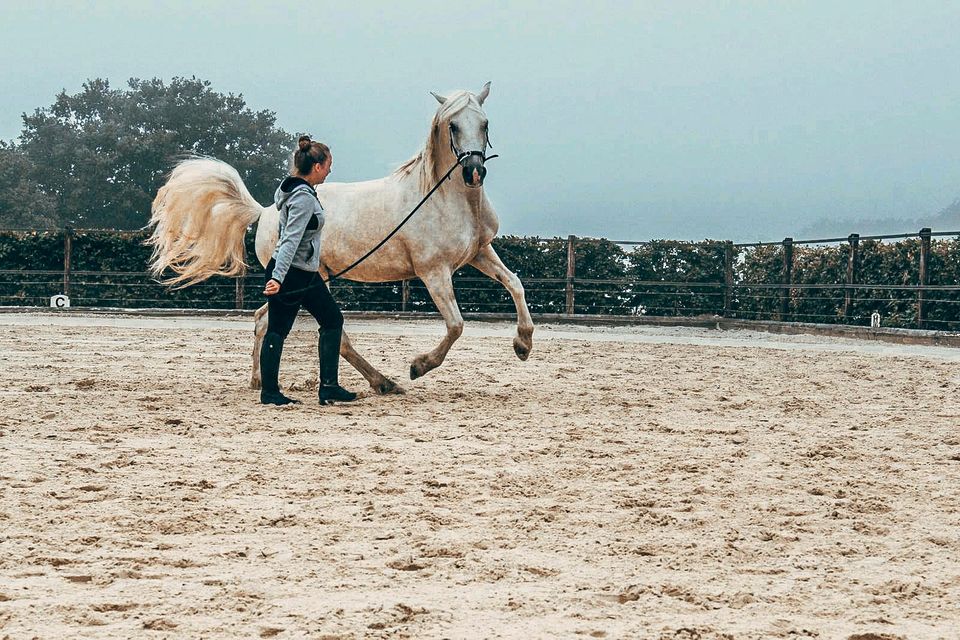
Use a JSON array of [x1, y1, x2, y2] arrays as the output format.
[[444, 217, 494, 261]]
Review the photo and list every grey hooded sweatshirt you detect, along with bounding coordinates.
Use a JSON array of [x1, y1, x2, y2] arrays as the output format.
[[270, 176, 324, 284]]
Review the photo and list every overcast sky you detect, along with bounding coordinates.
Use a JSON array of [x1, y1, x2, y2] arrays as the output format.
[[2, 1, 959, 241]]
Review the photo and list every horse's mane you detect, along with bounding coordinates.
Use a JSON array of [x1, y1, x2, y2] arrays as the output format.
[[393, 91, 479, 194]]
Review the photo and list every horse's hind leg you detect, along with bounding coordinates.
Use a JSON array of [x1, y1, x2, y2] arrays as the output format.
[[469, 244, 534, 360], [338, 330, 405, 395], [410, 268, 463, 379], [250, 303, 269, 389]]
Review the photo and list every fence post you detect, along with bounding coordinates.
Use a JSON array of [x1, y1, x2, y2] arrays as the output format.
[[723, 242, 734, 317], [401, 279, 410, 312], [235, 274, 244, 310], [918, 227, 931, 329], [63, 226, 73, 297], [844, 233, 859, 319], [565, 235, 576, 315], [780, 237, 793, 321]]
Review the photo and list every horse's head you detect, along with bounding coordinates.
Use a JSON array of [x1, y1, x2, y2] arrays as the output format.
[[430, 82, 492, 189]]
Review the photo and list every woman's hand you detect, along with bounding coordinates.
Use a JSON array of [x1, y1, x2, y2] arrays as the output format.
[[264, 278, 281, 296]]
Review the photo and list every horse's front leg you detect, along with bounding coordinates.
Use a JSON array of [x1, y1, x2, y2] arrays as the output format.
[[338, 329, 405, 395], [250, 303, 269, 389], [469, 244, 534, 360], [410, 268, 463, 380]]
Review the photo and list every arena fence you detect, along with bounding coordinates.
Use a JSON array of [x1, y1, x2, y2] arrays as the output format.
[[1, 228, 959, 331]]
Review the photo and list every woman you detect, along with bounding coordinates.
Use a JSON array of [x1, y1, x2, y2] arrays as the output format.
[[260, 135, 357, 406]]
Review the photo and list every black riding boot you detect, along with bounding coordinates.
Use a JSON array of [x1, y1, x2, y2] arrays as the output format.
[[317, 328, 357, 405], [260, 332, 300, 405]]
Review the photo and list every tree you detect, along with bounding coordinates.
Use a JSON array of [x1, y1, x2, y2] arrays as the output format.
[[7, 77, 293, 229], [0, 142, 58, 229]]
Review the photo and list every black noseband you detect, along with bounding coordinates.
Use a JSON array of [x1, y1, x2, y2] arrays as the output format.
[[457, 149, 487, 164]]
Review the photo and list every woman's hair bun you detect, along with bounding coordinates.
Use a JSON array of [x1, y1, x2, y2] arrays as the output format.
[[291, 135, 329, 176]]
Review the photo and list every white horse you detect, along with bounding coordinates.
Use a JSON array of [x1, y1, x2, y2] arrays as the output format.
[[148, 82, 534, 394]]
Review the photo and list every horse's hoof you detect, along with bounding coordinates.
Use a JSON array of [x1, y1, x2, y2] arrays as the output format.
[[513, 337, 532, 361], [409, 355, 431, 380], [250, 378, 262, 390], [375, 378, 406, 395]]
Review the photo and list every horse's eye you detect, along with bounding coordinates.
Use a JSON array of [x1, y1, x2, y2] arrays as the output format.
[[450, 124, 459, 134]]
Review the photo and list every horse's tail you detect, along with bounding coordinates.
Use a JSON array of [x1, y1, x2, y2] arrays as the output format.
[[147, 156, 264, 288]]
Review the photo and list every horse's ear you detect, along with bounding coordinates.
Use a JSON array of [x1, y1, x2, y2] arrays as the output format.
[[430, 91, 447, 105], [477, 81, 491, 105]]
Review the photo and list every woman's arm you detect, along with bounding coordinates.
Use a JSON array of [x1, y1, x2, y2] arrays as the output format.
[[270, 190, 315, 285]]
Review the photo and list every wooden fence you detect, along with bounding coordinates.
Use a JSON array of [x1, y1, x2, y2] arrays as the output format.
[[2, 227, 960, 329]]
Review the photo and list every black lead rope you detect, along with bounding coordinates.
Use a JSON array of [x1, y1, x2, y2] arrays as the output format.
[[274, 152, 498, 297]]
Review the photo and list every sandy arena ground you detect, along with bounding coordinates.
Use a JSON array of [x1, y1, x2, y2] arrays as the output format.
[[1, 312, 959, 639]]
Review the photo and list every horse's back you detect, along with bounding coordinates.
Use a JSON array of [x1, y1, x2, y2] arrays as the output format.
[[319, 175, 500, 280], [260, 174, 499, 282], [316, 177, 400, 219], [316, 177, 422, 281]]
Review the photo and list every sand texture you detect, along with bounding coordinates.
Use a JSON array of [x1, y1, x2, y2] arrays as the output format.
[[1, 313, 959, 639]]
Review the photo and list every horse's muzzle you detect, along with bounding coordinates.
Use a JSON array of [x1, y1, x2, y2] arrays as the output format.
[[460, 157, 486, 188]]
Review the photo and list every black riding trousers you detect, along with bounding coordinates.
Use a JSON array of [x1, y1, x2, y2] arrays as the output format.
[[264, 259, 343, 339]]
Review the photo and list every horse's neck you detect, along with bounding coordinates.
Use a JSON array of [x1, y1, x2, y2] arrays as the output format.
[[452, 183, 487, 216], [431, 173, 497, 243]]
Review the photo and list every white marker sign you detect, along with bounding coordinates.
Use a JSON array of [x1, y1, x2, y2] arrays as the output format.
[[50, 294, 70, 308]]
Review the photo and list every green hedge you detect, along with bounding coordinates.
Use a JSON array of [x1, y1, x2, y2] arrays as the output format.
[[626, 240, 727, 317], [2, 230, 958, 329]]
